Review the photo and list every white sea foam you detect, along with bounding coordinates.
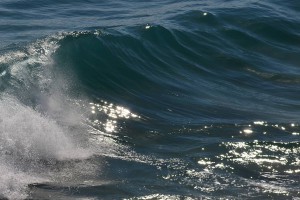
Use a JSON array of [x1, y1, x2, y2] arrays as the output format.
[[0, 95, 91, 160], [0, 34, 94, 199], [0, 32, 139, 199], [0, 94, 97, 199], [0, 162, 48, 200]]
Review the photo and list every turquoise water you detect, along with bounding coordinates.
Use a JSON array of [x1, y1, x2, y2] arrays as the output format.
[[0, 0, 300, 199]]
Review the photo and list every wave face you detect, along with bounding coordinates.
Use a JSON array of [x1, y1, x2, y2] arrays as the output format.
[[0, 0, 300, 199]]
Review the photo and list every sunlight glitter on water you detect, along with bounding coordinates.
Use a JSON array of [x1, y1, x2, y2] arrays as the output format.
[[89, 101, 140, 133], [220, 141, 300, 173]]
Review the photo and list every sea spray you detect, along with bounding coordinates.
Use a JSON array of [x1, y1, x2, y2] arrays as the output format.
[[0, 32, 145, 199], [0, 95, 91, 161], [0, 35, 94, 199]]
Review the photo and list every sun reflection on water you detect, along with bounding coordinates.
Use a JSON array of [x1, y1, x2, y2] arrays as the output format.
[[88, 100, 140, 133], [154, 122, 300, 197]]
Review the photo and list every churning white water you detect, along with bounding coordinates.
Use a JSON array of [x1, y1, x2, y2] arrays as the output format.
[[0, 35, 94, 199]]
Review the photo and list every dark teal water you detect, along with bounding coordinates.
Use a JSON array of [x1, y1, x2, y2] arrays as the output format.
[[0, 0, 300, 199]]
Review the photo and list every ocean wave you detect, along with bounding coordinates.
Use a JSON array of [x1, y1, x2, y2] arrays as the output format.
[[1, 25, 300, 124], [0, 4, 299, 197], [0, 32, 142, 199]]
